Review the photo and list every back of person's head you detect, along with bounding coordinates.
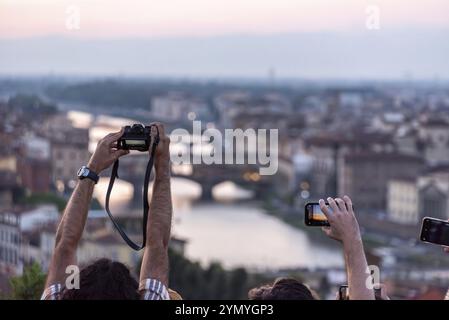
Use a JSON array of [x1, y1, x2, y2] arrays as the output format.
[[61, 258, 139, 300], [248, 278, 317, 300]]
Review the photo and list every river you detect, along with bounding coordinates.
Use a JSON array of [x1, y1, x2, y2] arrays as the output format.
[[172, 201, 343, 270]]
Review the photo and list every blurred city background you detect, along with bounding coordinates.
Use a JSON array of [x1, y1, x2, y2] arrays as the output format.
[[1, 0, 449, 300]]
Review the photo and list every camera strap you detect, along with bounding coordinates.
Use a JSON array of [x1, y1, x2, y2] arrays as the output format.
[[104, 131, 159, 251]]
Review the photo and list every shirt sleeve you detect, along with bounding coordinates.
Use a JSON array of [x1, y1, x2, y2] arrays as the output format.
[[139, 278, 170, 300], [41, 283, 63, 300]]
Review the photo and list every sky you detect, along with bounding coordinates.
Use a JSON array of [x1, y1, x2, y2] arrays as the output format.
[[0, 0, 448, 79], [1, 0, 449, 38]]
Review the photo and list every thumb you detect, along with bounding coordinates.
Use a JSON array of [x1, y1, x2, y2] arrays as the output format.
[[321, 226, 332, 237]]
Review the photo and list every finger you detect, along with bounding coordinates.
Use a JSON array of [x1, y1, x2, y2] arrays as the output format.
[[321, 226, 331, 235], [327, 197, 339, 213], [319, 199, 332, 220], [104, 128, 124, 145], [100, 132, 115, 144], [150, 122, 165, 137], [112, 149, 129, 159], [335, 198, 347, 214], [343, 195, 354, 215]]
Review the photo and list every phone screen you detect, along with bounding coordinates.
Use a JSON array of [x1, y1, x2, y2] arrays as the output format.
[[420, 218, 449, 246], [311, 204, 328, 221], [305, 203, 331, 226]]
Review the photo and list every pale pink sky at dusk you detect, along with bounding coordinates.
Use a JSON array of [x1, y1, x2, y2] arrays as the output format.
[[1, 0, 449, 38]]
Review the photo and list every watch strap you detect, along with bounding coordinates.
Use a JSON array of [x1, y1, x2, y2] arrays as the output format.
[[86, 168, 99, 184]]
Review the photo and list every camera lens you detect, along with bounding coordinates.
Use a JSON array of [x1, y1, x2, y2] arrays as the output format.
[[131, 124, 144, 134]]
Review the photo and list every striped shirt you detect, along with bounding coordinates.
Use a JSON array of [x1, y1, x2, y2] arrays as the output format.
[[41, 278, 170, 300]]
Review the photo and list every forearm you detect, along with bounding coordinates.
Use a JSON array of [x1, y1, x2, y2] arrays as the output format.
[[46, 179, 94, 287], [140, 165, 172, 285], [343, 239, 375, 300], [56, 179, 94, 248]]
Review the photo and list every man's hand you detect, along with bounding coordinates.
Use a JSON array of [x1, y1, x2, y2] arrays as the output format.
[[319, 196, 361, 245], [88, 128, 129, 173], [150, 123, 170, 176], [319, 195, 374, 300]]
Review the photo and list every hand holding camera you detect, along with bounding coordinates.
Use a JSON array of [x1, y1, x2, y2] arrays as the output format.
[[150, 123, 171, 177], [117, 122, 170, 176], [88, 128, 130, 174]]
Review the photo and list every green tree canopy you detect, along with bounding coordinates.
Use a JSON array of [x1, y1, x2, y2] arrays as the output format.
[[9, 262, 46, 300]]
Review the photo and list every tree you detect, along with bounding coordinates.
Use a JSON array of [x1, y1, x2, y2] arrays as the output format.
[[9, 262, 46, 300], [20, 192, 67, 212]]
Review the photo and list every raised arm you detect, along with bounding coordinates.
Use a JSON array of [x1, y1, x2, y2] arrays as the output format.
[[319, 196, 375, 300], [139, 123, 172, 289], [445, 221, 449, 300], [44, 129, 128, 289]]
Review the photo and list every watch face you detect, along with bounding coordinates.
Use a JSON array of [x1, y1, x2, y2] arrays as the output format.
[[77, 166, 87, 177]]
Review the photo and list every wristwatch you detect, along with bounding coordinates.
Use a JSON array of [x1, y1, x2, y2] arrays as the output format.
[[77, 166, 99, 184]]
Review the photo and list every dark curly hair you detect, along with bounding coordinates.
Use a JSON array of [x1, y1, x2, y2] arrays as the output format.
[[248, 278, 318, 300], [61, 258, 140, 300]]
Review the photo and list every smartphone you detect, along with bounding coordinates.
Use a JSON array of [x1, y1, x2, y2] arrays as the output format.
[[340, 284, 382, 300], [374, 287, 382, 300], [420, 217, 449, 246], [305, 202, 330, 226], [339, 285, 349, 300]]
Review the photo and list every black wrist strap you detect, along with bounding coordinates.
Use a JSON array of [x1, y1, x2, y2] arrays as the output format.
[[86, 169, 99, 184], [105, 133, 159, 251]]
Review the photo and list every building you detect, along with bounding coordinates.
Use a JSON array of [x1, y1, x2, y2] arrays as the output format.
[[417, 118, 449, 166], [0, 211, 21, 275], [371, 112, 406, 134], [340, 153, 424, 212], [387, 179, 419, 225], [0, 156, 21, 210], [43, 115, 90, 192], [304, 131, 395, 198], [151, 92, 210, 123], [18, 157, 51, 193], [417, 165, 449, 222], [214, 92, 292, 129]]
